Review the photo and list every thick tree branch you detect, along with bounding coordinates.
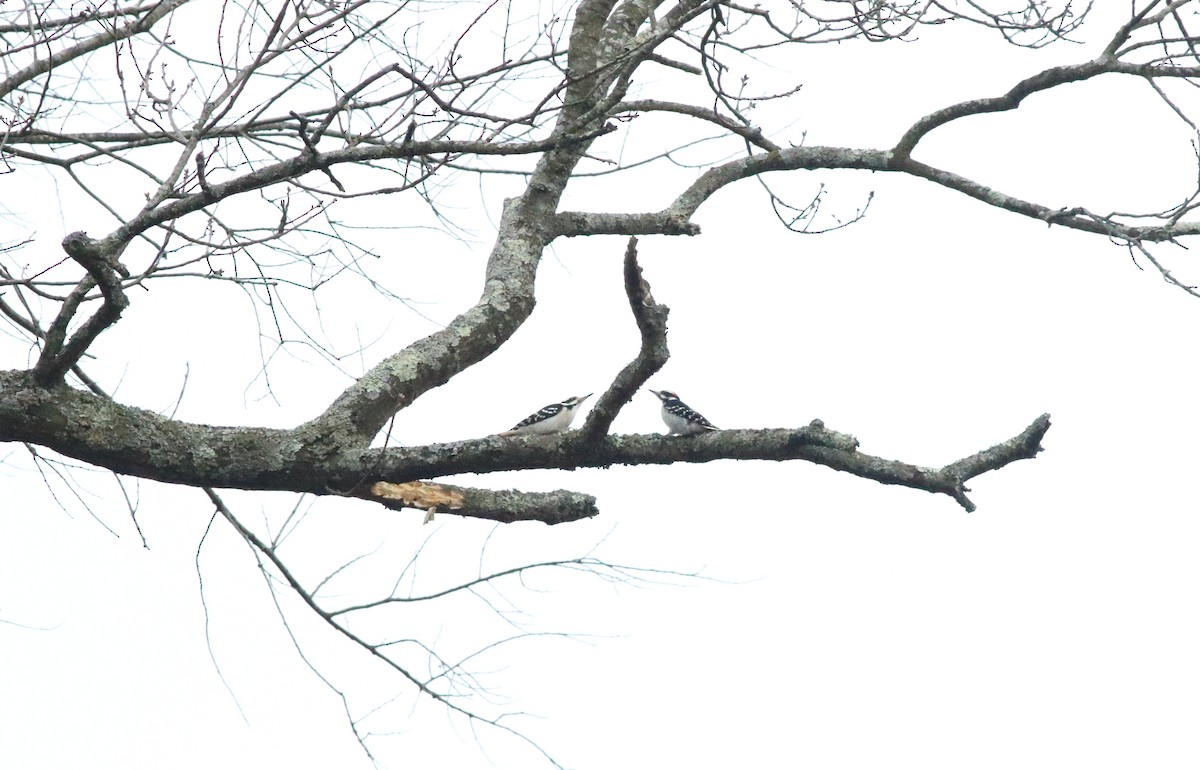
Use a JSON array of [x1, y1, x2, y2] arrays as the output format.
[[1, 1, 1140, 765], [358, 481, 600, 524], [18, 126, 615, 463], [295, 0, 687, 453], [553, 210, 703, 237], [940, 413, 1051, 511], [0, 369, 1047, 518], [578, 237, 670, 441], [296, 192, 561, 453], [329, 418, 1049, 514]]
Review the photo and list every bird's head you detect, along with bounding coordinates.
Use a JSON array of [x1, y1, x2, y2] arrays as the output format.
[[563, 394, 592, 410], [649, 389, 679, 402]]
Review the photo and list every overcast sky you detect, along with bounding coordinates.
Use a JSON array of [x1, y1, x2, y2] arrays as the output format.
[[3, 4, 1199, 770]]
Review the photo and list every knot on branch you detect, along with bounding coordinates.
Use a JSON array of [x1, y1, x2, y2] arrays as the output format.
[[1042, 206, 1087, 226], [662, 217, 701, 236], [795, 419, 859, 452], [361, 480, 598, 524], [61, 231, 130, 278], [61, 230, 95, 259]]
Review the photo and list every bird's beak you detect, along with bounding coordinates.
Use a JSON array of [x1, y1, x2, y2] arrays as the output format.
[[579, 393, 593, 402], [647, 389, 660, 398]]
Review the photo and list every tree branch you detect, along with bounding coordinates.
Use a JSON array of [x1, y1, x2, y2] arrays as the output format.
[[614, 98, 781, 151], [0, 0, 192, 100], [294, 0, 689, 452], [555, 136, 1200, 243], [87, 126, 617, 254], [31, 233, 130, 385], [578, 237, 670, 441], [940, 413, 1051, 511], [357, 481, 599, 524], [894, 156, 1200, 240], [891, 60, 1111, 159], [893, 52, 1200, 160], [0, 368, 1048, 518]]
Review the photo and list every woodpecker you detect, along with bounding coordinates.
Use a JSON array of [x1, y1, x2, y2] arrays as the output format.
[[499, 394, 592, 436], [649, 389, 718, 435]]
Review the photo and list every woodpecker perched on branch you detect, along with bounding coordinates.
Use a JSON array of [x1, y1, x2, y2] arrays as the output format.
[[649, 389, 718, 435], [499, 394, 592, 436]]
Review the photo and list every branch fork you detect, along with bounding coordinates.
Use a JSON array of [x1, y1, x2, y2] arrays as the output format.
[[31, 232, 130, 386]]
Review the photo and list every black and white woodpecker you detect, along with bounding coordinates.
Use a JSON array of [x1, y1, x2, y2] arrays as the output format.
[[648, 389, 718, 435], [499, 394, 592, 436]]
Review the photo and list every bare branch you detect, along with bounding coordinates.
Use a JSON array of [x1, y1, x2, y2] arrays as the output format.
[[578, 237, 670, 440], [31, 233, 130, 385], [614, 98, 781, 150], [938, 414, 1051, 511], [2, 1, 1130, 763], [359, 481, 600, 524], [0, 366, 1045, 517], [0, 0, 192, 100]]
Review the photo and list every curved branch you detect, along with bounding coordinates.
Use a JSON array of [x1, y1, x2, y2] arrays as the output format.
[[31, 233, 130, 385], [297, 194, 554, 449], [614, 98, 780, 151], [893, 55, 1200, 159], [578, 237, 670, 440], [892, 59, 1110, 159]]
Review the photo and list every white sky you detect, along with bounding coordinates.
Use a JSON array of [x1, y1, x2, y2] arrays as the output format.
[[3, 4, 1199, 769]]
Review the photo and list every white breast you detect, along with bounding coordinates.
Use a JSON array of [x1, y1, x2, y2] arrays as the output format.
[[522, 407, 574, 434]]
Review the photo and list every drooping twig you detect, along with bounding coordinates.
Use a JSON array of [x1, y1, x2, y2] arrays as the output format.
[[205, 484, 572, 769]]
